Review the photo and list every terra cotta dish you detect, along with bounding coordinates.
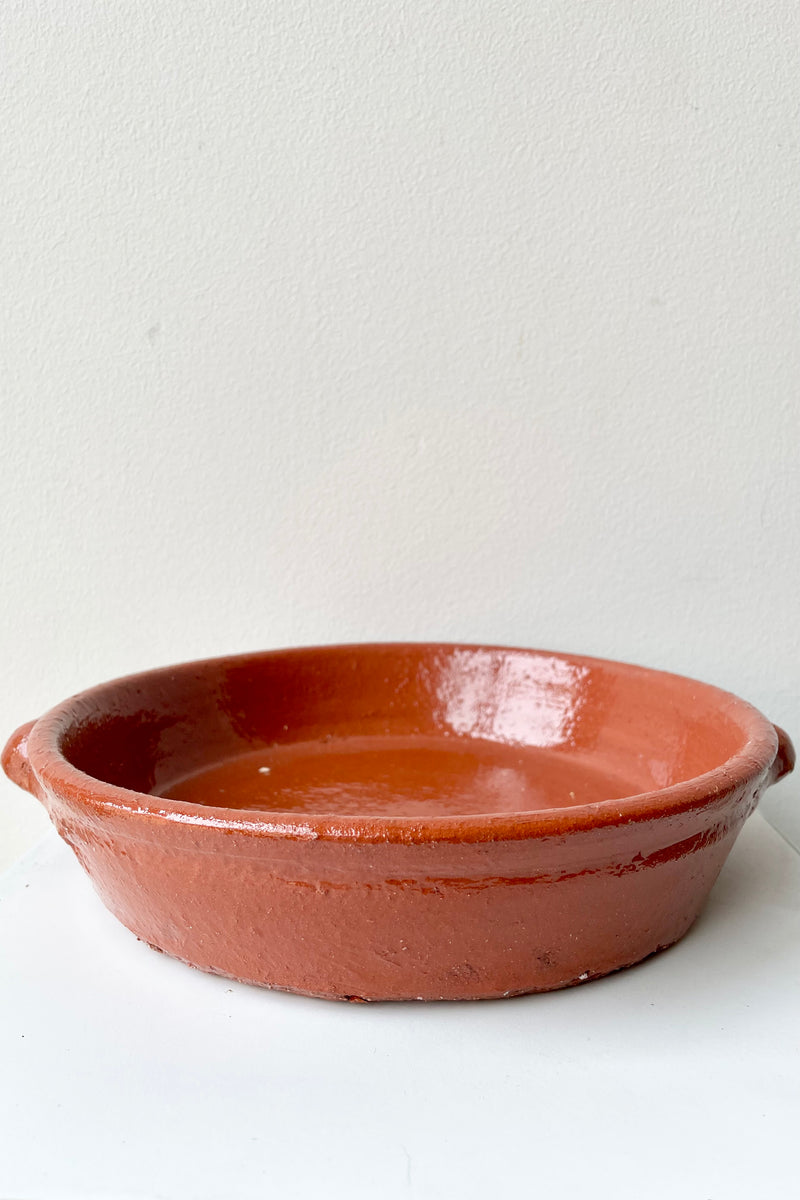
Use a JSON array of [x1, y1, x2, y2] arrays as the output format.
[[2, 644, 794, 1001]]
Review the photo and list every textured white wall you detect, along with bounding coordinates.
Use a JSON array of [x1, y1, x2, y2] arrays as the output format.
[[2, 1, 798, 866]]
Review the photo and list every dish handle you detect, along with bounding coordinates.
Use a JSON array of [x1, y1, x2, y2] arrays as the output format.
[[768, 725, 796, 787], [2, 719, 42, 800]]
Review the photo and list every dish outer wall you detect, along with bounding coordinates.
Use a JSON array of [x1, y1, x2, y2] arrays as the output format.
[[2, 644, 795, 1001]]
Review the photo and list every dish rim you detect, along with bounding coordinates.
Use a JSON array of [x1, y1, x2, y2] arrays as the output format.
[[23, 642, 781, 845]]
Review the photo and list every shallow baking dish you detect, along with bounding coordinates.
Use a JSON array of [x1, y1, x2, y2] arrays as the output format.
[[3, 643, 794, 1001]]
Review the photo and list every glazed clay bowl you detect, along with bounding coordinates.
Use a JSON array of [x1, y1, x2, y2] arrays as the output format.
[[3, 644, 794, 1001]]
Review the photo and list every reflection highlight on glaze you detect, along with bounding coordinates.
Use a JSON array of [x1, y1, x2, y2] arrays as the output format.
[[437, 650, 591, 747]]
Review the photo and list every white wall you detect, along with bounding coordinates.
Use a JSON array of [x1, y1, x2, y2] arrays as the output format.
[[2, 1, 798, 867]]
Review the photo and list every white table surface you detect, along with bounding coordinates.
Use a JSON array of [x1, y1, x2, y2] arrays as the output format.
[[1, 813, 799, 1200]]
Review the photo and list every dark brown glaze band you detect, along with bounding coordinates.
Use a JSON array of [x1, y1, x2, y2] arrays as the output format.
[[2, 644, 794, 1000]]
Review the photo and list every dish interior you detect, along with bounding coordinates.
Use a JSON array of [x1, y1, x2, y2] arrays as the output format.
[[56, 645, 750, 821], [160, 735, 640, 817]]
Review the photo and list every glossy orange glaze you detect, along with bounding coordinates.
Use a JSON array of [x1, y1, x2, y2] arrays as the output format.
[[161, 735, 640, 817], [2, 644, 794, 1001]]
